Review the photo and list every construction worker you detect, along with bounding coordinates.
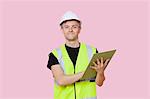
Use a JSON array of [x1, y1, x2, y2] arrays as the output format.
[[47, 11, 110, 99]]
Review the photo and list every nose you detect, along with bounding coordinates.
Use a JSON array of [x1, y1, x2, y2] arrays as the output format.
[[69, 27, 73, 32]]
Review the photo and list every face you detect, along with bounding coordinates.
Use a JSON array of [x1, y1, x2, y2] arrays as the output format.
[[61, 20, 81, 41]]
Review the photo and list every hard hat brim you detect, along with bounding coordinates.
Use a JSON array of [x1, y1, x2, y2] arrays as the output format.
[[60, 19, 81, 26]]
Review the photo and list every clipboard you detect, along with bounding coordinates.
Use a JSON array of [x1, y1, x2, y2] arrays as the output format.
[[80, 49, 116, 81]]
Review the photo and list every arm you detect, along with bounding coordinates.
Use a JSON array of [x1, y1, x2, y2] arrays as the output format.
[[95, 71, 105, 86], [90, 58, 110, 87], [51, 64, 84, 86], [95, 48, 105, 86]]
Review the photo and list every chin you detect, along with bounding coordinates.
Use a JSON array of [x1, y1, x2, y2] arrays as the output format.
[[65, 35, 78, 41], [67, 39, 75, 41], [67, 38, 76, 41], [66, 36, 74, 40]]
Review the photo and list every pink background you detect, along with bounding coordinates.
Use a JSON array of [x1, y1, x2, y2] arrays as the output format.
[[0, 0, 150, 99]]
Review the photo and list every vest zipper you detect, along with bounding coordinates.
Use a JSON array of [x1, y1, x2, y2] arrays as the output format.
[[74, 67, 76, 99], [74, 83, 76, 99]]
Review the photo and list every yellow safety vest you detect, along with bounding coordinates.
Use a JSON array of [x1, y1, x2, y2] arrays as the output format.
[[52, 42, 97, 99]]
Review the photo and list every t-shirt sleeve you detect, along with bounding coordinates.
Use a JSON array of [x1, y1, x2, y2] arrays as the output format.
[[47, 52, 59, 70], [96, 48, 98, 53]]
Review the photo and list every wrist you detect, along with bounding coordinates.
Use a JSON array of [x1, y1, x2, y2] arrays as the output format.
[[97, 71, 104, 76]]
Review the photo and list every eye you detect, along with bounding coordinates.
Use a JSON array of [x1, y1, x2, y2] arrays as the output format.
[[64, 26, 69, 29], [73, 26, 77, 28], [72, 25, 79, 29]]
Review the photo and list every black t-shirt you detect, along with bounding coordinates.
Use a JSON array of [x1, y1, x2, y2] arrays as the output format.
[[47, 44, 98, 70]]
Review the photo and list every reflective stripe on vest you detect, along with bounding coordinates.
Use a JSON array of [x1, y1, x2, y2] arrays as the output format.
[[86, 44, 93, 62], [82, 97, 97, 99], [55, 48, 66, 73]]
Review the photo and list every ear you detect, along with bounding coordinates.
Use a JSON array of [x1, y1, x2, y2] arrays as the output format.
[[60, 26, 64, 32], [78, 28, 81, 34]]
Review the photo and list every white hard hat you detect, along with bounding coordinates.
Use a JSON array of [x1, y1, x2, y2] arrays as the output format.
[[59, 11, 81, 25]]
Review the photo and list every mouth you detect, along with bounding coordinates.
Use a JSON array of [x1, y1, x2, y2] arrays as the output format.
[[67, 32, 75, 36], [68, 32, 74, 34]]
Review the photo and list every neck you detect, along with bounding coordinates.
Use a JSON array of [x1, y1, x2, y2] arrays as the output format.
[[65, 40, 80, 48]]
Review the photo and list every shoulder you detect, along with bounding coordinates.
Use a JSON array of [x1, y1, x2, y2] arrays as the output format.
[[82, 42, 96, 49], [48, 44, 65, 59], [48, 44, 64, 55], [82, 42, 98, 53]]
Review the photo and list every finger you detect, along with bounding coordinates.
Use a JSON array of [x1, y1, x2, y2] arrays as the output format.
[[106, 58, 110, 63], [100, 57, 104, 64], [105, 59, 110, 65], [104, 59, 110, 68], [93, 61, 97, 66], [90, 66, 97, 70], [97, 58, 100, 65]]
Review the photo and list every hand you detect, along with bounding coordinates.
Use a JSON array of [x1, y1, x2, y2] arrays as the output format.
[[90, 57, 110, 74]]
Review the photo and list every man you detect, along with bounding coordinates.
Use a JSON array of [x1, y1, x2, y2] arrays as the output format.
[[47, 11, 110, 99]]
